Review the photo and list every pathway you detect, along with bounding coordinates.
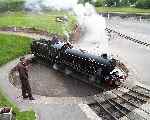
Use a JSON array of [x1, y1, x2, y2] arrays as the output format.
[[0, 31, 99, 120]]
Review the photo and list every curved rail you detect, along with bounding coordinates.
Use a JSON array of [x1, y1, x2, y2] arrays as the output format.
[[112, 89, 150, 116], [105, 27, 150, 47], [89, 84, 150, 120]]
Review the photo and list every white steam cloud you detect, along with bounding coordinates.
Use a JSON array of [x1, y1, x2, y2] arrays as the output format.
[[25, 0, 109, 54], [74, 3, 108, 54], [25, 0, 78, 11]]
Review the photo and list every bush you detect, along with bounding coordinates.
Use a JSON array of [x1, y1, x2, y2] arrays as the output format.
[[0, 0, 25, 12], [8, 1, 25, 11], [94, 0, 104, 7], [0, 2, 8, 12], [119, 0, 130, 7], [104, 0, 120, 7], [136, 0, 150, 9], [128, 0, 137, 5]]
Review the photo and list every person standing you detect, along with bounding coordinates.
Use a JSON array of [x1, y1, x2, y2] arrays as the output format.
[[11, 57, 34, 100]]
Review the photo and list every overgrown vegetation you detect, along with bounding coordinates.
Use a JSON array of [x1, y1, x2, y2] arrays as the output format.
[[136, 0, 150, 9], [0, 88, 35, 120], [0, 33, 32, 66]]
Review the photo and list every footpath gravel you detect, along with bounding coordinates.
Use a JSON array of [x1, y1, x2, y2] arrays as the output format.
[[0, 29, 99, 120], [0, 57, 99, 120]]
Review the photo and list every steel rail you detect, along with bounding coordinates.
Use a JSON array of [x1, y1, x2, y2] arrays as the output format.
[[133, 85, 150, 96], [119, 85, 150, 100], [102, 94, 132, 120], [105, 27, 150, 47], [112, 90, 150, 116], [117, 89, 147, 103], [93, 95, 119, 120]]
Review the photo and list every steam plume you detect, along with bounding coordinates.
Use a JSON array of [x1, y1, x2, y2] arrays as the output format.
[[25, 0, 78, 11], [25, 0, 109, 54]]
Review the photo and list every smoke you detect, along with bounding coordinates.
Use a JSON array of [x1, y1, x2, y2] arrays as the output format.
[[25, 0, 78, 11], [73, 3, 108, 54], [25, 0, 109, 54]]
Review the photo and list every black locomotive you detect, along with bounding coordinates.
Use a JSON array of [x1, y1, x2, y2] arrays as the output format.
[[31, 38, 122, 87]]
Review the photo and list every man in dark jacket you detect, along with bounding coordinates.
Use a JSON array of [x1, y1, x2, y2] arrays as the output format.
[[12, 57, 34, 100]]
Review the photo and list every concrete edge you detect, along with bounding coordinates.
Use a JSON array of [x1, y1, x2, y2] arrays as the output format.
[[35, 111, 40, 120], [78, 104, 101, 120]]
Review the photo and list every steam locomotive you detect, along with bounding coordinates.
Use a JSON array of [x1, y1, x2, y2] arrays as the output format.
[[31, 38, 123, 87]]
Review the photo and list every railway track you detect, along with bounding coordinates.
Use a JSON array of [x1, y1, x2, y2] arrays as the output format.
[[105, 27, 150, 48], [89, 85, 150, 120]]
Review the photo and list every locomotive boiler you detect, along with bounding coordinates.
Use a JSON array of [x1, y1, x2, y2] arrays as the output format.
[[31, 38, 123, 87]]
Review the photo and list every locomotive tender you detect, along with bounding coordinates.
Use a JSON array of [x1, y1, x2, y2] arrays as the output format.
[[31, 38, 121, 87]]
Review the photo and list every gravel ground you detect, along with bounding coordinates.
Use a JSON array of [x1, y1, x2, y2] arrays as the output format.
[[0, 56, 96, 120], [11, 62, 100, 97]]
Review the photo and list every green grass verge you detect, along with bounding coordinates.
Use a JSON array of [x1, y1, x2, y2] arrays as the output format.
[[0, 11, 76, 36], [0, 33, 35, 120], [0, 33, 32, 66], [0, 88, 35, 120], [96, 7, 150, 14]]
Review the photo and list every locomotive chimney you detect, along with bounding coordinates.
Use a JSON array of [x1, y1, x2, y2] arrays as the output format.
[[101, 53, 108, 59]]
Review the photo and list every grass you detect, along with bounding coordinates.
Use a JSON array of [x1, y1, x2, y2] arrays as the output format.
[[0, 33, 32, 66], [0, 11, 76, 36], [0, 10, 76, 120], [0, 33, 35, 120], [0, 88, 36, 120], [96, 7, 150, 14]]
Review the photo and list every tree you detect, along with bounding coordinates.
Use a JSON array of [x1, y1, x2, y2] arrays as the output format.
[[119, 0, 130, 6], [78, 0, 94, 4], [128, 0, 137, 5], [94, 0, 104, 7], [136, 0, 150, 8], [104, 0, 120, 7]]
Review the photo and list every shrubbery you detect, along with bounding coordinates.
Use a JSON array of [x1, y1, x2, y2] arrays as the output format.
[[0, 0, 25, 12], [136, 0, 150, 9], [94, 0, 104, 7]]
